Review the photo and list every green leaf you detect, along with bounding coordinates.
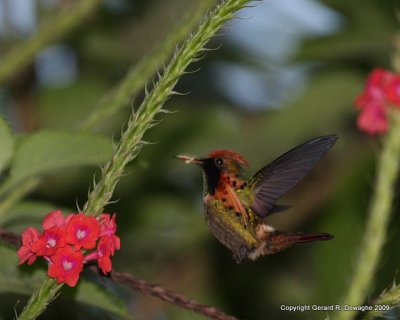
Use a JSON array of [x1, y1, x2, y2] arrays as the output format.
[[0, 246, 45, 296], [0, 200, 72, 231], [0, 245, 127, 317], [0, 116, 14, 174], [73, 276, 127, 318], [0, 130, 112, 192]]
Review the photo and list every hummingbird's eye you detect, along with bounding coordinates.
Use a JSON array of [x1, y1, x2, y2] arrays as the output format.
[[215, 157, 224, 166]]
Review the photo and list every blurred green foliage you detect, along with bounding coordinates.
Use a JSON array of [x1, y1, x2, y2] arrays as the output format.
[[0, 0, 400, 319]]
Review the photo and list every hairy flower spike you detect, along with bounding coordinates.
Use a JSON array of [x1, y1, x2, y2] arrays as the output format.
[[18, 0, 255, 317]]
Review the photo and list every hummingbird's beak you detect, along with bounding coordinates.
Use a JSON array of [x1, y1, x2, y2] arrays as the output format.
[[174, 154, 203, 165]]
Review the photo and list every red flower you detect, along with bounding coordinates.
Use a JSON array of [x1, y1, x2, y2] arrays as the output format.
[[99, 213, 117, 235], [386, 76, 400, 106], [66, 213, 100, 250], [97, 237, 113, 274], [42, 210, 65, 230], [18, 210, 121, 286], [48, 246, 84, 287], [99, 213, 120, 254], [357, 102, 388, 135], [81, 214, 121, 274], [17, 227, 40, 265], [31, 226, 66, 257], [355, 69, 395, 107], [354, 68, 400, 134]]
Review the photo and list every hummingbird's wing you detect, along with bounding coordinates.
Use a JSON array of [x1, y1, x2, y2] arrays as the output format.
[[247, 135, 337, 218]]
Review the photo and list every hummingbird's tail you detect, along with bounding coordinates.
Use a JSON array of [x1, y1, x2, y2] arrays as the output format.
[[291, 232, 334, 244], [248, 224, 333, 260]]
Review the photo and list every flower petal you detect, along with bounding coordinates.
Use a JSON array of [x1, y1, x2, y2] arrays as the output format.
[[42, 210, 65, 230], [357, 102, 388, 135]]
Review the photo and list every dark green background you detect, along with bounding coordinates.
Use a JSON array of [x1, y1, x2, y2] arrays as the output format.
[[0, 0, 399, 319]]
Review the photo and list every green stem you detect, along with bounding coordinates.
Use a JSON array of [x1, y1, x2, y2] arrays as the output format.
[[0, 0, 214, 213], [80, 0, 215, 130], [363, 283, 400, 320], [0, 177, 40, 221], [83, 0, 253, 217], [335, 109, 400, 320], [18, 278, 62, 320], [0, 0, 100, 85], [17, 0, 253, 318]]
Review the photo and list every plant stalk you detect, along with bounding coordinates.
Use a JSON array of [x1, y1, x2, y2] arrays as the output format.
[[83, 0, 253, 217], [363, 283, 400, 319], [335, 109, 400, 320], [0, 0, 100, 85], [17, 0, 253, 318]]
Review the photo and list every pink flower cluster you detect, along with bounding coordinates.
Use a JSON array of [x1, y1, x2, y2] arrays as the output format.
[[355, 68, 400, 134], [17, 210, 120, 287]]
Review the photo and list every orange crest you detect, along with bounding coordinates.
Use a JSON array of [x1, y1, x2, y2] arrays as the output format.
[[208, 149, 249, 167]]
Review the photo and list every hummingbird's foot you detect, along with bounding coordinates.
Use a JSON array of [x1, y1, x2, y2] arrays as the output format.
[[233, 246, 249, 264], [248, 223, 334, 260]]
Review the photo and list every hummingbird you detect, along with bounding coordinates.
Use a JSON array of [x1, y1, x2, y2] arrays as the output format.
[[176, 135, 337, 263]]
